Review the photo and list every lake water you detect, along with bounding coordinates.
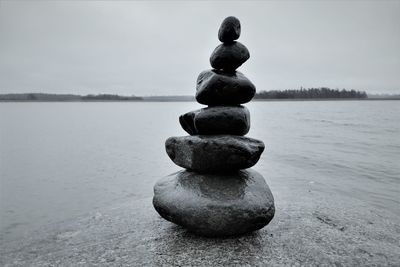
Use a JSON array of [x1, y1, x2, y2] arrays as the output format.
[[1, 101, 399, 242]]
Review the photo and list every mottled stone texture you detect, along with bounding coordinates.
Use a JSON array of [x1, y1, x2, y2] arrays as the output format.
[[210, 42, 250, 72], [196, 70, 255, 105], [165, 135, 264, 173], [179, 106, 250, 135], [218, 16, 241, 43], [153, 169, 275, 237]]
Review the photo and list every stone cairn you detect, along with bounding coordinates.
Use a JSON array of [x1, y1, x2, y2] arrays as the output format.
[[153, 17, 275, 237]]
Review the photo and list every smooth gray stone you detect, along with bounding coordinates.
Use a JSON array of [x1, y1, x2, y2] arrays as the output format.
[[165, 135, 264, 173], [153, 169, 275, 237], [218, 16, 241, 43], [179, 106, 250, 135], [210, 41, 250, 72], [196, 70, 256, 105]]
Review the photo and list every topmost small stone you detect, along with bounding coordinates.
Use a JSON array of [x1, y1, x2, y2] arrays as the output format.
[[218, 16, 241, 43]]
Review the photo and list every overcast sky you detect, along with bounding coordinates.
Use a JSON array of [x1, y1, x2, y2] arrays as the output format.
[[0, 1, 399, 95]]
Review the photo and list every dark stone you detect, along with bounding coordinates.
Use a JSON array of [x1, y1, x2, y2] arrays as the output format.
[[218, 16, 241, 43], [165, 135, 264, 173], [179, 106, 250, 136], [196, 70, 255, 105], [153, 169, 275, 237], [210, 42, 249, 72]]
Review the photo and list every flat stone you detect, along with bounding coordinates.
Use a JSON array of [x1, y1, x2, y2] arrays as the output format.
[[218, 16, 241, 43], [165, 135, 264, 173], [179, 106, 250, 135], [210, 41, 250, 72], [196, 70, 256, 105], [153, 169, 275, 237]]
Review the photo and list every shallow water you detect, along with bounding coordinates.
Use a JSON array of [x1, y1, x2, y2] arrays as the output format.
[[1, 100, 399, 241]]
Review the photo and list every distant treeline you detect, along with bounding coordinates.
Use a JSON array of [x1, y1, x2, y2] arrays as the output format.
[[0, 93, 142, 101], [82, 94, 142, 101], [254, 87, 367, 99], [2, 89, 399, 102]]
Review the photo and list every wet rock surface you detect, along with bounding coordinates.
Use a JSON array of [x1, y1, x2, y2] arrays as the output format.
[[153, 169, 275, 237], [196, 70, 256, 105], [218, 16, 241, 43], [165, 135, 264, 173], [179, 106, 250, 135], [2, 185, 399, 266], [210, 41, 250, 72]]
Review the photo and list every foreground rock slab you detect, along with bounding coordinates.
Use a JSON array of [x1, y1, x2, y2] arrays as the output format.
[[179, 106, 250, 135], [153, 169, 275, 237], [165, 135, 264, 173], [2, 184, 399, 266], [196, 70, 256, 105]]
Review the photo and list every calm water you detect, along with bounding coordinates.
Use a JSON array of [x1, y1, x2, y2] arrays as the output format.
[[1, 101, 399, 241]]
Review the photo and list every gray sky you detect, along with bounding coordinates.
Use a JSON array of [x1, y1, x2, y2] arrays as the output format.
[[0, 0, 399, 95]]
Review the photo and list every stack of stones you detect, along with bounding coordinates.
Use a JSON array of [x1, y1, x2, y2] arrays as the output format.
[[153, 16, 275, 237]]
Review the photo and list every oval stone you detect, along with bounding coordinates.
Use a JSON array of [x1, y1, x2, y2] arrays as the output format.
[[165, 135, 264, 173], [179, 106, 250, 136], [218, 16, 241, 43], [196, 70, 256, 105], [153, 169, 275, 237], [210, 41, 250, 72]]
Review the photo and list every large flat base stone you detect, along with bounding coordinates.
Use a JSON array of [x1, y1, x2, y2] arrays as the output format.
[[153, 169, 275, 237]]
